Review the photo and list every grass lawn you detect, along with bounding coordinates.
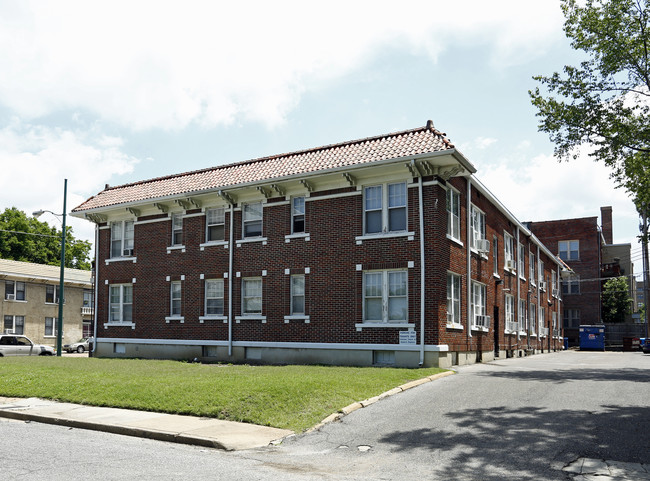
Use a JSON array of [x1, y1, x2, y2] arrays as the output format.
[[0, 357, 446, 432]]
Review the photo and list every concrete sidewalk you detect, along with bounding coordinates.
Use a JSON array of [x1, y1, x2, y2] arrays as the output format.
[[0, 397, 292, 451]]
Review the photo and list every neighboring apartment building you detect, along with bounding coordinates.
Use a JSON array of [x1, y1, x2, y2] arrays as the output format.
[[0, 258, 93, 347], [71, 122, 564, 368], [528, 206, 635, 345]]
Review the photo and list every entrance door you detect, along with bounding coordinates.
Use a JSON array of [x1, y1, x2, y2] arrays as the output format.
[[493, 306, 500, 357]]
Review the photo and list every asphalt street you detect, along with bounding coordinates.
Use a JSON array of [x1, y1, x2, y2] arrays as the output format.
[[1, 351, 648, 480]]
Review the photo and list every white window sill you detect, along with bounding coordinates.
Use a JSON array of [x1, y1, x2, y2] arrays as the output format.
[[284, 315, 310, 323], [236, 237, 268, 246], [493, 273, 501, 279], [165, 316, 185, 323], [470, 248, 489, 260], [355, 322, 414, 331], [446, 235, 464, 247], [200, 241, 228, 251], [106, 256, 137, 265], [104, 322, 136, 330], [167, 245, 186, 254], [199, 315, 228, 323], [519, 276, 527, 282], [4, 299, 26, 303], [471, 326, 490, 333], [285, 233, 310, 243], [355, 232, 415, 244], [505, 267, 516, 275], [235, 315, 267, 323], [446, 323, 464, 330], [504, 329, 515, 335], [44, 335, 56, 338]]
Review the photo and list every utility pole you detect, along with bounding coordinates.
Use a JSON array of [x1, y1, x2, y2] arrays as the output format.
[[640, 207, 650, 338]]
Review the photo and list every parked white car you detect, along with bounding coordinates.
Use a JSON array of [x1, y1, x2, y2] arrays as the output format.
[[63, 337, 93, 353], [0, 335, 55, 356]]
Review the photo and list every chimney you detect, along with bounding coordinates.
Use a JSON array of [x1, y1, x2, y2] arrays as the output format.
[[601, 206, 613, 244]]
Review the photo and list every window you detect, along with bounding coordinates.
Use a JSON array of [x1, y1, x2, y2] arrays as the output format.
[[205, 279, 224, 316], [562, 274, 580, 295], [170, 281, 182, 317], [505, 295, 516, 331], [470, 205, 486, 249], [172, 213, 183, 246], [242, 278, 262, 315], [206, 208, 225, 242], [518, 244, 525, 277], [446, 188, 461, 240], [364, 270, 407, 323], [493, 236, 499, 275], [83, 290, 93, 308], [529, 303, 537, 333], [558, 240, 579, 261], [519, 299, 527, 330], [111, 220, 134, 257], [530, 252, 536, 285], [109, 284, 133, 323], [539, 260, 545, 286], [551, 271, 558, 296], [45, 285, 61, 304], [504, 233, 514, 269], [552, 311, 558, 335], [243, 202, 263, 238], [563, 309, 580, 328], [471, 282, 487, 327], [292, 197, 305, 234], [291, 275, 305, 315], [540, 306, 546, 334], [446, 273, 461, 325], [44, 317, 58, 337], [4, 315, 24, 335], [5, 281, 25, 301], [364, 182, 407, 234]]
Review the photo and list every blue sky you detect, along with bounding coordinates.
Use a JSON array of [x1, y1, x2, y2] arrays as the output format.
[[0, 0, 643, 274]]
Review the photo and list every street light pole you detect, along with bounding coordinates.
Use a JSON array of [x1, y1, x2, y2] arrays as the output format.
[[56, 179, 67, 356]]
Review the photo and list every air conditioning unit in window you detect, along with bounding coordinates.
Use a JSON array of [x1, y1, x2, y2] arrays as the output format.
[[6, 294, 15, 300], [552, 288, 559, 298], [4, 329, 14, 334], [474, 315, 491, 329], [539, 281, 547, 291], [123, 248, 134, 257], [475, 238, 490, 254], [505, 259, 515, 270]]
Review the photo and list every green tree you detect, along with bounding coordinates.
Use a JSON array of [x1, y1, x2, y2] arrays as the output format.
[[602, 276, 633, 323], [529, 0, 650, 210], [0, 207, 91, 270]]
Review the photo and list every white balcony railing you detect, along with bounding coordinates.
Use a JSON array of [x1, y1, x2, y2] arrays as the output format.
[[81, 306, 93, 316]]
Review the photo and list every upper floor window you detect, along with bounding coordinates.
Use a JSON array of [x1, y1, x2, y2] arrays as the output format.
[[493, 236, 499, 275], [171, 213, 183, 246], [205, 279, 224, 316], [529, 252, 536, 284], [243, 202, 263, 238], [242, 278, 263, 315], [518, 244, 525, 276], [470, 205, 486, 249], [109, 284, 133, 323], [4, 315, 24, 335], [291, 275, 305, 315], [563, 308, 580, 328], [539, 260, 545, 286], [292, 197, 305, 234], [504, 233, 514, 270], [364, 182, 406, 235], [111, 220, 134, 258], [206, 208, 225, 242], [446, 272, 461, 326], [446, 188, 461, 240], [552, 271, 558, 296], [5, 281, 25, 301], [83, 290, 93, 308], [558, 240, 579, 261], [45, 285, 61, 304], [363, 270, 407, 323]]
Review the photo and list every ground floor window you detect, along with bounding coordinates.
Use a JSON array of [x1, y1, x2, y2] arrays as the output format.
[[518, 299, 527, 331], [242, 278, 262, 315], [109, 284, 133, 323], [505, 295, 516, 331], [471, 282, 487, 327], [205, 279, 224, 316], [446, 273, 461, 325], [363, 270, 407, 323], [44, 317, 58, 337], [563, 309, 580, 328], [291, 275, 305, 315]]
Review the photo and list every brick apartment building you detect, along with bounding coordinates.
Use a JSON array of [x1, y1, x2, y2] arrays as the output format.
[[528, 206, 635, 345], [72, 122, 564, 368]]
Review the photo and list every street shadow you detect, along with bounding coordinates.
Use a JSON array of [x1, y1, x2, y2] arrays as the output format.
[[378, 405, 650, 481], [472, 367, 650, 384]]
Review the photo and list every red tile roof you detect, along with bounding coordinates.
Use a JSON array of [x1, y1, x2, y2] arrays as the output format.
[[72, 122, 456, 213]]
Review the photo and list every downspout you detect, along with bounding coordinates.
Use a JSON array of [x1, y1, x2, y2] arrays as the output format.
[[412, 160, 426, 366], [467, 178, 472, 348], [516, 227, 521, 345], [92, 222, 99, 355], [228, 204, 234, 356]]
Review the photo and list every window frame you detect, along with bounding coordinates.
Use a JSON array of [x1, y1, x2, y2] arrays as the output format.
[[3, 315, 24, 335], [505, 294, 516, 332], [446, 187, 461, 241], [204, 279, 225, 317], [529, 303, 537, 333], [504, 233, 515, 270], [471, 281, 488, 329], [170, 281, 182, 317], [563, 308, 580, 328], [291, 197, 306, 234], [242, 202, 263, 239], [5, 280, 26, 301], [363, 182, 407, 235], [562, 274, 581, 295], [108, 284, 133, 325], [363, 269, 408, 324], [518, 298, 527, 332], [518, 243, 526, 279], [171, 213, 184, 246], [205, 207, 226, 243], [242, 277, 263, 316], [558, 240, 579, 261], [529, 252, 536, 286], [45, 285, 61, 304], [290, 274, 305, 315], [470, 205, 486, 249], [493, 236, 499, 276], [44, 317, 58, 337], [110, 220, 134, 258], [446, 272, 462, 327]]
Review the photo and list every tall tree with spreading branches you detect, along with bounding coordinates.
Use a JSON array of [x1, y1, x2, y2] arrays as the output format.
[[529, 0, 649, 210]]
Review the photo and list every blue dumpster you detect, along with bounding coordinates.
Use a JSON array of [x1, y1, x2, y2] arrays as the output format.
[[579, 325, 605, 351]]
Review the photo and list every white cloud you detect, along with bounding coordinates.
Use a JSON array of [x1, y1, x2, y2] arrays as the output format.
[[0, 0, 565, 131], [0, 119, 140, 242], [479, 149, 640, 247]]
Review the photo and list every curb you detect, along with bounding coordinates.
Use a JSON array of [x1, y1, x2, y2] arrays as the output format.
[[307, 370, 455, 432]]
